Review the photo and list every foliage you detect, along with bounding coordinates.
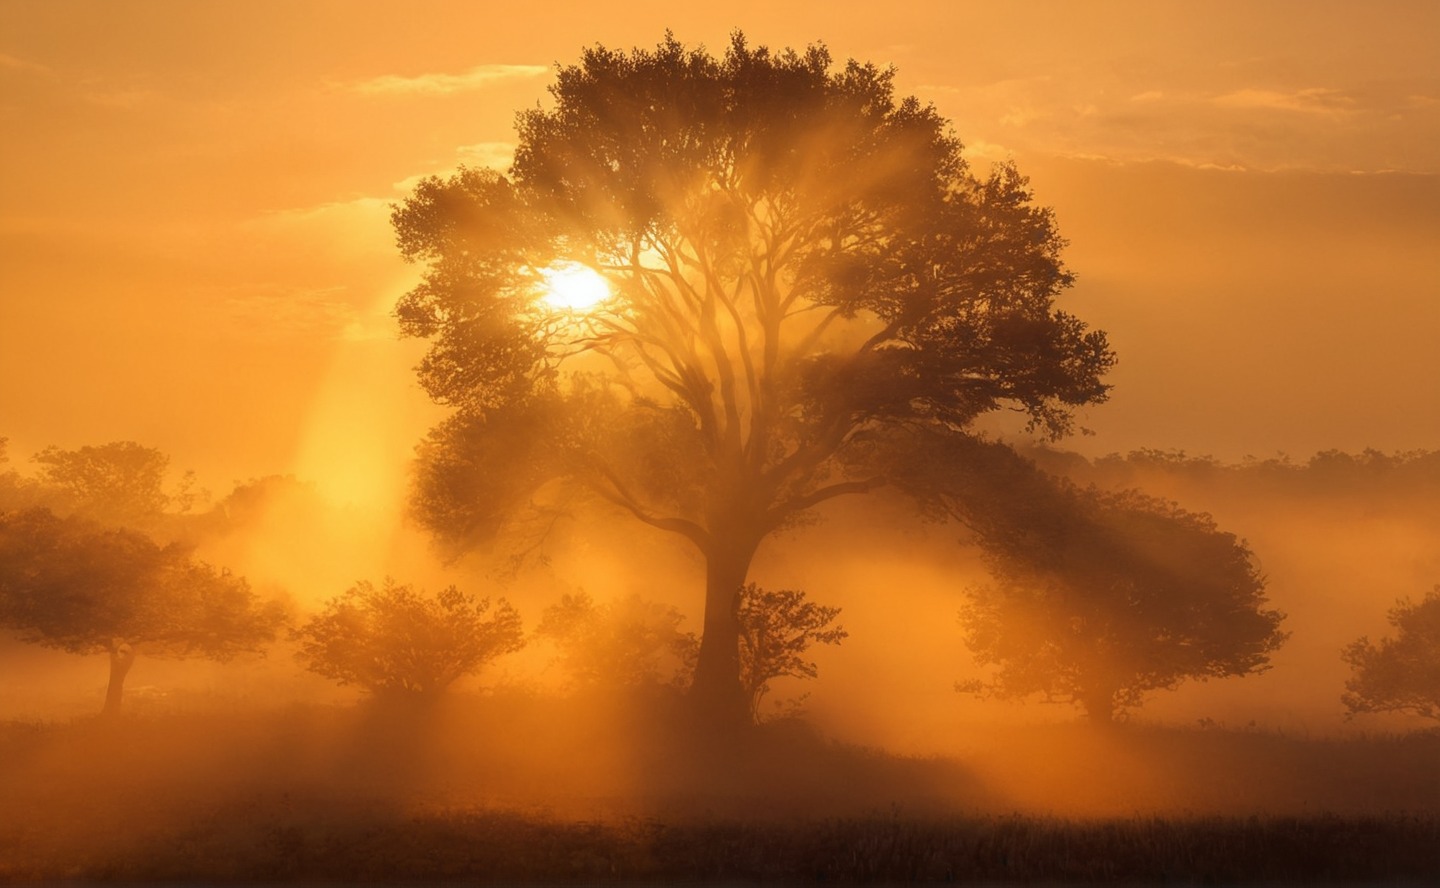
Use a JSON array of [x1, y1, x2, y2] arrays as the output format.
[[391, 33, 1113, 720], [1342, 587, 1440, 722], [535, 590, 698, 691], [1023, 444, 1440, 508], [0, 507, 281, 658], [0, 437, 35, 512], [293, 579, 524, 699], [210, 474, 321, 525], [0, 507, 283, 713], [948, 457, 1287, 722], [736, 583, 847, 720], [31, 441, 199, 526]]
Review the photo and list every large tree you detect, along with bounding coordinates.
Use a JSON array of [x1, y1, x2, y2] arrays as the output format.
[[393, 34, 1113, 724], [1341, 587, 1440, 724], [0, 508, 284, 716]]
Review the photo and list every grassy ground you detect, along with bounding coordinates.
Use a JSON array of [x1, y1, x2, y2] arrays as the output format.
[[1, 697, 1436, 882]]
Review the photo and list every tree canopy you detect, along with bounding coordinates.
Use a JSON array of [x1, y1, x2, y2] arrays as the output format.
[[32, 441, 198, 527], [0, 507, 283, 714], [1342, 587, 1440, 723], [944, 450, 1287, 723], [293, 579, 524, 700], [392, 33, 1113, 723]]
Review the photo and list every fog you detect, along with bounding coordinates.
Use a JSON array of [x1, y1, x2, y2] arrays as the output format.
[[1, 6, 1436, 879], [4, 442, 1437, 838]]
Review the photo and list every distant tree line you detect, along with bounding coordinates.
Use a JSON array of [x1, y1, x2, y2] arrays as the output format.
[[1024, 444, 1440, 504]]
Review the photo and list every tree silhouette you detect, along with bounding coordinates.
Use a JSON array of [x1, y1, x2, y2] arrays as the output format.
[[1342, 587, 1440, 723], [535, 591, 698, 692], [393, 34, 1113, 724], [0, 508, 283, 716], [293, 579, 523, 701], [952, 470, 1286, 723], [737, 583, 846, 722], [0, 438, 29, 510], [32, 441, 199, 527]]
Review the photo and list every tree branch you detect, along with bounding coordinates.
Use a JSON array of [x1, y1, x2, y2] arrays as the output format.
[[581, 462, 711, 552], [764, 475, 888, 529]]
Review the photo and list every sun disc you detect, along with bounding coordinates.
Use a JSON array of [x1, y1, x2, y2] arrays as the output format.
[[540, 262, 610, 311]]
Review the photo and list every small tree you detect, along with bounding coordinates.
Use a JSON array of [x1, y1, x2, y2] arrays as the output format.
[[1342, 587, 1440, 723], [958, 485, 1287, 723], [736, 583, 847, 721], [535, 591, 698, 691], [0, 508, 284, 715], [293, 579, 524, 701]]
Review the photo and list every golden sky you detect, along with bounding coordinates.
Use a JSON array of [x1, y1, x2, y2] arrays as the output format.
[[2, 0, 1437, 499]]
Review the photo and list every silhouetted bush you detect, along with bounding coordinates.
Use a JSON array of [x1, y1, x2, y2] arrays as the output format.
[[1343, 586, 1440, 723], [293, 578, 523, 700]]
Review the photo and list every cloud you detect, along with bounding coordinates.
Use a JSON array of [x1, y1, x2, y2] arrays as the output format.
[[961, 139, 1015, 166], [456, 142, 516, 169], [219, 196, 413, 342], [219, 285, 358, 338], [999, 106, 1042, 128], [83, 87, 162, 109], [0, 51, 49, 75], [917, 67, 1436, 174], [1211, 87, 1355, 116], [391, 142, 518, 193], [254, 196, 392, 227], [351, 64, 548, 96]]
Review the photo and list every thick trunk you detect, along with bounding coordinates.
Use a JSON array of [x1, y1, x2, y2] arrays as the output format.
[[102, 640, 135, 718], [688, 542, 757, 728]]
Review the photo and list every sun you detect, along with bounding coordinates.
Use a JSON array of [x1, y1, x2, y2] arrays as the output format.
[[540, 262, 611, 311]]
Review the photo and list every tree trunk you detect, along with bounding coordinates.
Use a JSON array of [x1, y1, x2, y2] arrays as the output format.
[[1081, 685, 1116, 726], [688, 542, 757, 729], [102, 639, 135, 718]]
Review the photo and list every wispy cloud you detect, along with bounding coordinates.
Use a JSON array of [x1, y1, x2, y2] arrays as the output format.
[[1211, 87, 1354, 116], [83, 87, 162, 109], [0, 51, 49, 75], [253, 196, 392, 227], [351, 64, 548, 96], [456, 141, 516, 169], [915, 68, 1436, 174], [392, 142, 518, 193], [960, 139, 1015, 165]]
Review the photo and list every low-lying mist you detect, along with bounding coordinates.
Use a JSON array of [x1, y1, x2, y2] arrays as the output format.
[[3, 445, 1438, 872], [3, 687, 1436, 881]]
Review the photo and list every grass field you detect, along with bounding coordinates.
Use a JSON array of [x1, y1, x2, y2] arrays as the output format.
[[1, 697, 1436, 882]]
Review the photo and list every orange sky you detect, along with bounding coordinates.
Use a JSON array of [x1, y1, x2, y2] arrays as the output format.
[[2, 0, 1437, 501]]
